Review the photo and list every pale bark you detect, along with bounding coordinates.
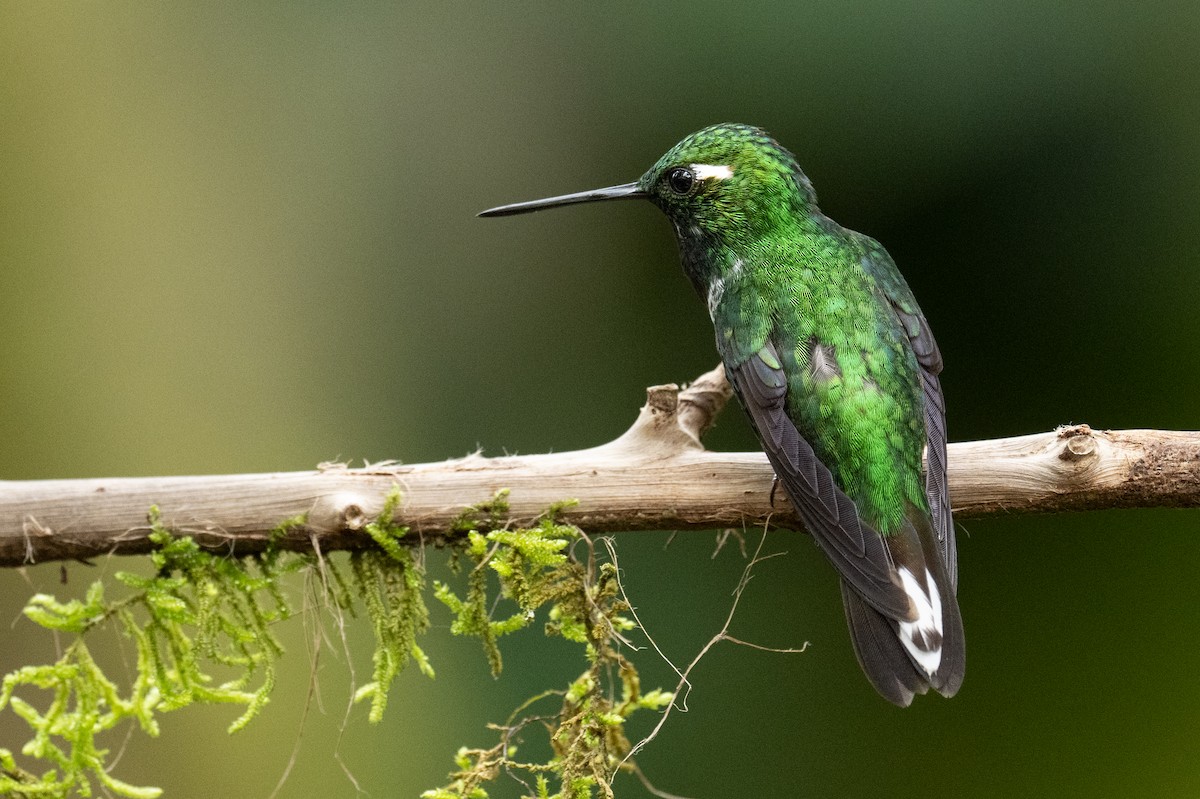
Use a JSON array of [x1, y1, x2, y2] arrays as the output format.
[[2, 365, 1197, 567]]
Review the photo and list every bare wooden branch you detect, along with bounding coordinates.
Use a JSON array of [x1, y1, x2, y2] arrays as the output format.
[[2, 364, 1197, 567]]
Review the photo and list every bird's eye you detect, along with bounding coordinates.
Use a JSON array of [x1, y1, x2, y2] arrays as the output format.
[[666, 167, 695, 195]]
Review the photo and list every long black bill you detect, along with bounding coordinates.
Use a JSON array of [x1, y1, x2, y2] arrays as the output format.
[[478, 181, 646, 217]]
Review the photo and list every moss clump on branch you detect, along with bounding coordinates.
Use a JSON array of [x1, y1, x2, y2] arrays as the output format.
[[0, 508, 309, 798], [424, 494, 672, 799], [351, 489, 433, 722], [1, 490, 672, 799]]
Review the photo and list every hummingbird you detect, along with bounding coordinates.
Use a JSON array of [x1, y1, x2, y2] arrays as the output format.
[[479, 123, 964, 706]]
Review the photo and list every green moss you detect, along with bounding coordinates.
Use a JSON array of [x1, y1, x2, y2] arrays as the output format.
[[0, 508, 308, 797], [425, 498, 671, 799], [350, 488, 433, 722], [1, 492, 672, 799], [432, 492, 579, 677]]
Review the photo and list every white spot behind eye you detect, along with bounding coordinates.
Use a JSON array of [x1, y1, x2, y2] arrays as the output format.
[[691, 163, 734, 181]]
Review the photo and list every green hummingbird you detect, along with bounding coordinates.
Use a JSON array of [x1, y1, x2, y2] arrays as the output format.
[[479, 123, 964, 706]]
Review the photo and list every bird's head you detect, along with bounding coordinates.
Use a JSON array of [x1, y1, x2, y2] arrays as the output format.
[[479, 123, 816, 248], [636, 123, 816, 246]]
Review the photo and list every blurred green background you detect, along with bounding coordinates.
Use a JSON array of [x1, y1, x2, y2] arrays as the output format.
[[3, 2, 1200, 797]]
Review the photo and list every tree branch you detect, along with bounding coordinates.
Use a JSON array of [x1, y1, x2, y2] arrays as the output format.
[[2, 364, 1197, 567]]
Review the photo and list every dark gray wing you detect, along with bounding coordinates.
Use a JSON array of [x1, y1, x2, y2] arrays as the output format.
[[862, 246, 964, 698], [918, 368, 956, 589], [884, 293, 956, 590], [725, 340, 914, 622], [862, 244, 957, 592]]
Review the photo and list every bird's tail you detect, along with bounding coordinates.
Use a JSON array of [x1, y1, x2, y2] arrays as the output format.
[[841, 508, 965, 706]]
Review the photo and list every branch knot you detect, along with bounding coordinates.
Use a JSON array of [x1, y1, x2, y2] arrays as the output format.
[[1057, 424, 1099, 462]]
